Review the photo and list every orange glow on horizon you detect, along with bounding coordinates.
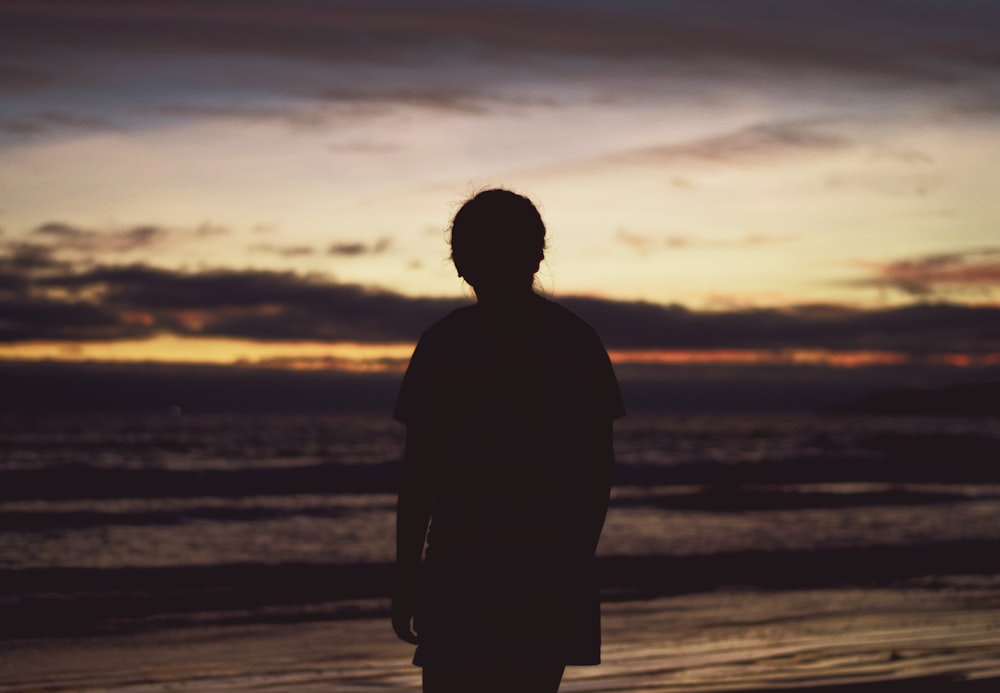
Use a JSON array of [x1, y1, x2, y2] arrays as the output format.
[[0, 336, 414, 372], [0, 337, 997, 371], [608, 349, 910, 368]]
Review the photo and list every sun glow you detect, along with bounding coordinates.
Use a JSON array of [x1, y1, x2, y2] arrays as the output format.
[[0, 336, 415, 372], [2, 337, 996, 372]]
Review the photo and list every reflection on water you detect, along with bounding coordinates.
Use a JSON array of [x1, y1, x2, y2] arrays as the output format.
[[2, 412, 1000, 570], [2, 411, 999, 636]]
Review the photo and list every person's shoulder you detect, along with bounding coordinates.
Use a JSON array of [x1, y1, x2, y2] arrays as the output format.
[[420, 303, 478, 342], [539, 297, 602, 341]]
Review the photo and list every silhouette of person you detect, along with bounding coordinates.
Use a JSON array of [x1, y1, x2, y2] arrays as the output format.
[[392, 189, 624, 693]]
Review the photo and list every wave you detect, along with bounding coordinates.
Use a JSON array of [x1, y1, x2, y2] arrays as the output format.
[[4, 540, 1000, 639], [1, 461, 402, 502], [6, 437, 1000, 505], [4, 484, 998, 533]]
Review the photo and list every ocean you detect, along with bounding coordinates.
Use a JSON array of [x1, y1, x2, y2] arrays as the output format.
[[3, 410, 1000, 643]]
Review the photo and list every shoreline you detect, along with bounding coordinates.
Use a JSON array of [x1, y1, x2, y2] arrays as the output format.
[[2, 583, 998, 692], [5, 542, 1000, 640]]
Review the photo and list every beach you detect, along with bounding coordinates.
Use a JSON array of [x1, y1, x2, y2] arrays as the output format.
[[3, 584, 999, 692], [3, 411, 1000, 691]]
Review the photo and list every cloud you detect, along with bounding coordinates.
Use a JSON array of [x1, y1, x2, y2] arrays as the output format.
[[249, 244, 315, 258], [0, 295, 143, 342], [147, 103, 345, 130], [742, 233, 796, 247], [2, 0, 997, 156], [11, 263, 462, 343], [195, 223, 230, 237], [524, 120, 854, 180], [319, 88, 492, 115], [32, 222, 169, 253], [600, 121, 852, 170], [848, 249, 1000, 298], [1, 249, 998, 355], [562, 298, 1000, 355], [614, 231, 661, 252], [0, 275, 27, 295], [869, 148, 935, 166], [3, 2, 997, 83], [0, 243, 67, 275], [615, 230, 796, 252], [3, 1, 998, 123], [24, 220, 230, 253], [328, 238, 392, 256], [0, 111, 114, 136], [0, 62, 53, 92]]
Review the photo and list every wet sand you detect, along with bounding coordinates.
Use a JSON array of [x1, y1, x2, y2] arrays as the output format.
[[3, 583, 998, 692]]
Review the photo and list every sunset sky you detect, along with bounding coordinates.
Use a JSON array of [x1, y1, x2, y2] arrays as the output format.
[[2, 1, 999, 379]]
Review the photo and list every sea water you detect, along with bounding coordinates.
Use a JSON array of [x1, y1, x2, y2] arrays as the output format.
[[2, 411, 1000, 637]]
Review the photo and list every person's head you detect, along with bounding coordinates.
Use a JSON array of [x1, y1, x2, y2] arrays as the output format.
[[449, 188, 546, 300]]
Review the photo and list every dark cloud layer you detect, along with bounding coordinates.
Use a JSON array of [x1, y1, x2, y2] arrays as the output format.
[[3, 262, 461, 343], [0, 62, 52, 92], [1, 248, 998, 355], [1, 1, 998, 109], [0, 243, 67, 273], [2, 1, 996, 79], [562, 298, 1000, 355]]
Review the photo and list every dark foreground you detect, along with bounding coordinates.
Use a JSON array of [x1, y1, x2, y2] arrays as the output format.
[[2, 584, 998, 692]]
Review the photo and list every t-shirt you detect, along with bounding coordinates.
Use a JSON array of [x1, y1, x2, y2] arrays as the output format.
[[395, 295, 624, 431], [393, 295, 624, 664]]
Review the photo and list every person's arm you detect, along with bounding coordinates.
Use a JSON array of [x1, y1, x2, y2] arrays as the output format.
[[391, 424, 436, 644], [583, 418, 614, 557]]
